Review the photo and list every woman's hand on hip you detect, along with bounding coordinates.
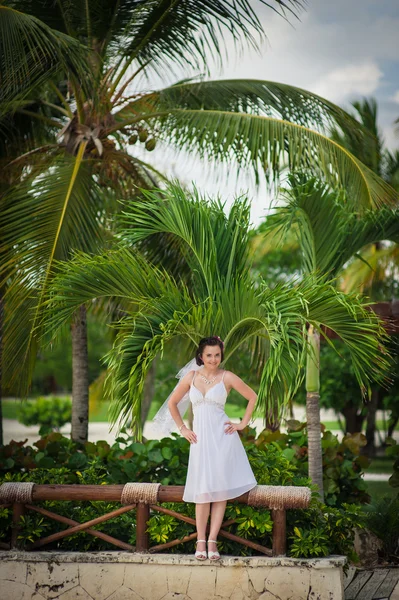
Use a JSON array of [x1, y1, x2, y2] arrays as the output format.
[[181, 426, 197, 443], [224, 421, 244, 434]]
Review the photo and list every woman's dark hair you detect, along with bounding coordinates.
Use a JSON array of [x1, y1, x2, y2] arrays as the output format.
[[195, 336, 224, 365]]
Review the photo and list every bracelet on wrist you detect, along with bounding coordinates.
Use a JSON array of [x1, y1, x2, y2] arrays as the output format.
[[179, 424, 185, 432]]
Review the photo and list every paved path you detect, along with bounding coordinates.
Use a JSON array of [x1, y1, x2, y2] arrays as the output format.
[[3, 419, 394, 482]]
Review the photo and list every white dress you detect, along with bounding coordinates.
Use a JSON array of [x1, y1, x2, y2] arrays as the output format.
[[182, 371, 257, 504]]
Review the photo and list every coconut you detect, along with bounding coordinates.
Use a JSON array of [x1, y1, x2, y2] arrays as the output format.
[[145, 138, 156, 151], [139, 129, 149, 143]]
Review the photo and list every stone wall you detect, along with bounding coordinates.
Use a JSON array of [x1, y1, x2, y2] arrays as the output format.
[[0, 551, 346, 600]]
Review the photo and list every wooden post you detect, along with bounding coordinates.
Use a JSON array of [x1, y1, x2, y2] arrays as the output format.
[[11, 503, 25, 549], [271, 509, 286, 556], [136, 503, 150, 552]]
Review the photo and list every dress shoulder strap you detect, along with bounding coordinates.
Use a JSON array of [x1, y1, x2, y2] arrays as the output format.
[[192, 371, 197, 384], [221, 370, 226, 381]]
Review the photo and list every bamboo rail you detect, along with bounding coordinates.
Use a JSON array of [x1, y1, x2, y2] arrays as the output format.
[[0, 483, 311, 557]]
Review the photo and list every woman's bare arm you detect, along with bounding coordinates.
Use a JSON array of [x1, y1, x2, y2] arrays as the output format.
[[167, 371, 197, 443], [224, 371, 257, 433]]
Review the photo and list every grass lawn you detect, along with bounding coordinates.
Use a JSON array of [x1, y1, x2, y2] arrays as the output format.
[[367, 457, 396, 474], [366, 480, 397, 501], [2, 399, 23, 420]]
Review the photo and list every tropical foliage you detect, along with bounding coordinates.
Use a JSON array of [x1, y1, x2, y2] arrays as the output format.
[[331, 98, 399, 298], [16, 397, 72, 434], [241, 423, 371, 506], [264, 175, 399, 282], [291, 340, 399, 439], [261, 173, 399, 488], [42, 183, 391, 442], [0, 429, 366, 559], [2, 1, 398, 403]]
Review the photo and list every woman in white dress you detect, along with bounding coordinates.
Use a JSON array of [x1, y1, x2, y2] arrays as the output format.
[[167, 336, 257, 561]]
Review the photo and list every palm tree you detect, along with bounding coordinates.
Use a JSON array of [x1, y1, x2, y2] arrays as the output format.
[[331, 98, 399, 184], [1, 1, 397, 444], [332, 99, 399, 300], [331, 98, 399, 293], [0, 3, 94, 444], [331, 98, 399, 453], [264, 174, 399, 486], [42, 183, 391, 501]]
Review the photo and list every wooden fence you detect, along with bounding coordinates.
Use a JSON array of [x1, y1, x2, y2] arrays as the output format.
[[0, 483, 311, 557]]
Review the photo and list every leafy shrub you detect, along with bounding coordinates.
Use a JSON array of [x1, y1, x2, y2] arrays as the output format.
[[0, 428, 367, 558], [246, 421, 370, 506], [17, 397, 72, 434], [0, 432, 84, 472], [0, 466, 136, 551], [288, 503, 366, 562], [365, 495, 399, 562], [385, 437, 399, 488]]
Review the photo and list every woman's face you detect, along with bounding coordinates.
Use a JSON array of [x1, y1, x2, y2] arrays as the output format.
[[201, 345, 222, 368]]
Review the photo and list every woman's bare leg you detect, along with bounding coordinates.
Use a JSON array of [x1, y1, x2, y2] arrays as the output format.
[[195, 503, 211, 553], [208, 500, 227, 552]]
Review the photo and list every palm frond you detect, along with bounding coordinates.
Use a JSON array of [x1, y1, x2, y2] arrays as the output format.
[[118, 182, 252, 295], [340, 243, 399, 294], [9, 0, 304, 73], [265, 176, 346, 275], [0, 5, 90, 107], [109, 0, 304, 75], [115, 81, 398, 208], [43, 246, 185, 336], [358, 207, 399, 246], [105, 293, 205, 437], [41, 183, 392, 437], [304, 281, 391, 392], [144, 79, 367, 135], [383, 149, 399, 191], [330, 97, 383, 175], [265, 176, 399, 277], [1, 147, 111, 392], [2, 281, 39, 395]]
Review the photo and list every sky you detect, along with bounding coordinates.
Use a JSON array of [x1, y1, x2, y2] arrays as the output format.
[[138, 0, 399, 225]]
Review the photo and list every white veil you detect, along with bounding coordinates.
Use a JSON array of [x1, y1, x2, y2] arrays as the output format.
[[153, 358, 203, 436]]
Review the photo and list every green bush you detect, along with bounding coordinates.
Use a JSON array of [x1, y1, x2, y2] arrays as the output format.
[[17, 397, 72, 434], [248, 421, 371, 506], [365, 495, 399, 561], [0, 466, 136, 551], [0, 429, 366, 558], [385, 437, 399, 489], [287, 503, 365, 562]]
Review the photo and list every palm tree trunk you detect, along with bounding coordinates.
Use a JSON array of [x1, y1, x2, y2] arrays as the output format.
[[306, 325, 324, 501], [365, 388, 379, 456], [71, 305, 89, 444], [140, 359, 157, 425]]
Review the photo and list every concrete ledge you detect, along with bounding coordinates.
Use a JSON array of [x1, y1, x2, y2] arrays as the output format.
[[0, 551, 347, 600]]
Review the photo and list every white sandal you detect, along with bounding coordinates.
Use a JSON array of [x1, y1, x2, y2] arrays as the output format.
[[207, 539, 220, 561], [195, 539, 207, 560]]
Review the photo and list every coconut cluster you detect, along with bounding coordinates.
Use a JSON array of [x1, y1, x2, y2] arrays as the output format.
[[128, 126, 156, 151]]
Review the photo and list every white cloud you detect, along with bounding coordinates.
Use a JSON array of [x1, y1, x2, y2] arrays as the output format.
[[311, 61, 383, 103], [134, 0, 399, 218]]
